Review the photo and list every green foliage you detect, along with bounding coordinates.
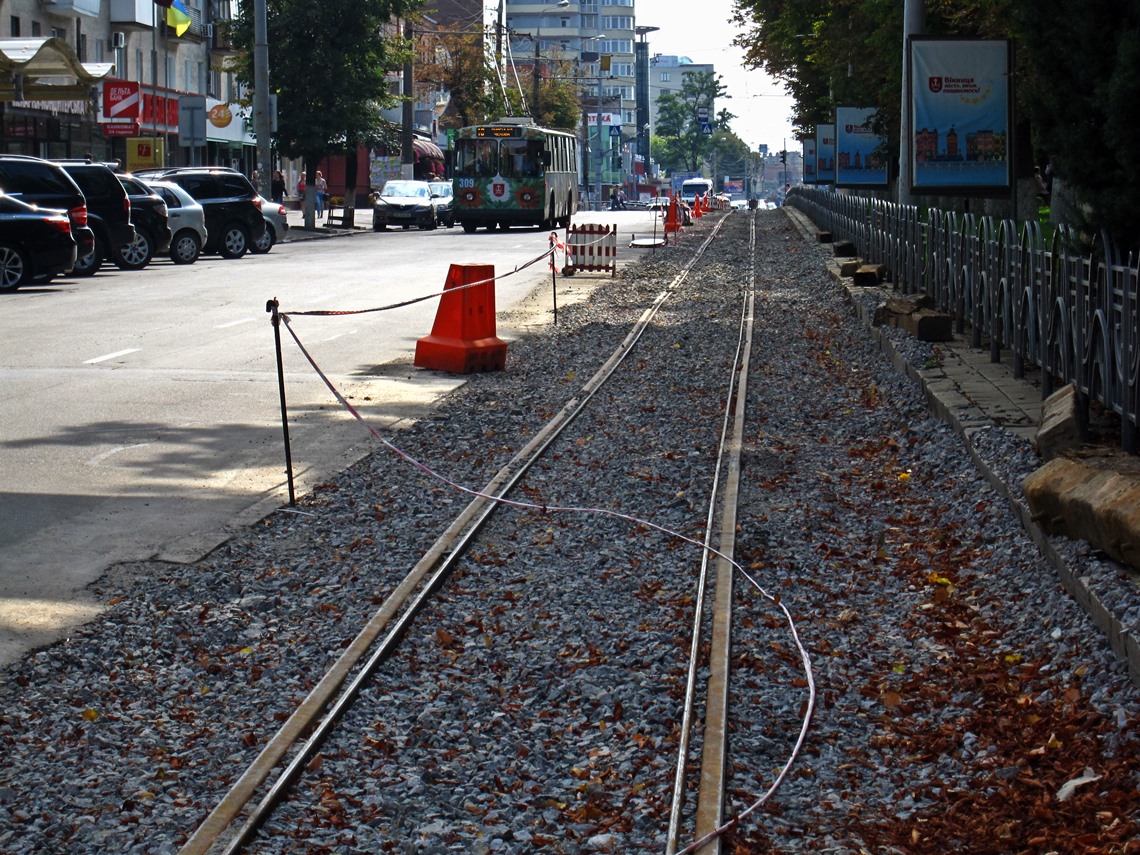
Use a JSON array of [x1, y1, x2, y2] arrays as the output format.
[[230, 0, 419, 170], [652, 70, 729, 174], [415, 29, 503, 129]]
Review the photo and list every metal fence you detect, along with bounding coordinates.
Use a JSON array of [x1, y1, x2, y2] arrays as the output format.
[[787, 187, 1140, 453]]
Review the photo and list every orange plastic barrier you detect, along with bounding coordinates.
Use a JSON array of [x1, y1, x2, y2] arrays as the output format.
[[414, 263, 507, 374], [693, 194, 703, 219], [664, 199, 682, 234], [563, 223, 617, 276]]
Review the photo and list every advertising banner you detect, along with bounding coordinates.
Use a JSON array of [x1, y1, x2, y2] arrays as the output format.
[[909, 38, 1011, 194], [835, 107, 888, 187], [802, 139, 817, 184], [815, 124, 835, 185]]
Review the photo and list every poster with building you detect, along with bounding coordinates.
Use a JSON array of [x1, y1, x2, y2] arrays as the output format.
[[909, 38, 1011, 194], [802, 139, 818, 184], [815, 124, 835, 185], [835, 107, 888, 187]]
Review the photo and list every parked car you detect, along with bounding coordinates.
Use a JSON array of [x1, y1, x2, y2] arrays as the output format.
[[55, 161, 135, 276], [0, 192, 77, 291], [252, 195, 288, 253], [371, 180, 437, 231], [141, 179, 207, 265], [115, 174, 172, 270], [0, 154, 95, 269], [136, 167, 264, 258], [427, 181, 454, 228]]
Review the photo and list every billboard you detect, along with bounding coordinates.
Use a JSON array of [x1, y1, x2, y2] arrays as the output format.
[[802, 139, 818, 184], [909, 37, 1011, 194], [835, 107, 888, 187], [815, 124, 835, 185]]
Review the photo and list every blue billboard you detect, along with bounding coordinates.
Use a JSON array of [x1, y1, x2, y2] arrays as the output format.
[[802, 139, 818, 184], [815, 124, 835, 185], [835, 107, 888, 188], [909, 38, 1011, 194]]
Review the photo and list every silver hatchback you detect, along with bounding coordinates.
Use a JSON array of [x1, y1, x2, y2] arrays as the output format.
[[143, 179, 208, 264]]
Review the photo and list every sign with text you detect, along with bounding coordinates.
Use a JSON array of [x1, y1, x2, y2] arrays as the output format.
[[909, 37, 1011, 194], [126, 138, 165, 173], [815, 123, 836, 184], [802, 139, 818, 184], [835, 106, 889, 187], [103, 122, 140, 137], [102, 81, 141, 120]]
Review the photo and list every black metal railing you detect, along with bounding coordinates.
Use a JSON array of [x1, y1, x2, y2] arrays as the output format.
[[788, 186, 1140, 453]]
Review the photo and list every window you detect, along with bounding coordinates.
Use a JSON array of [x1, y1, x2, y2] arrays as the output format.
[[598, 39, 631, 54], [10, 17, 19, 37], [601, 16, 632, 30], [660, 72, 671, 82], [31, 22, 42, 36], [612, 63, 633, 77]]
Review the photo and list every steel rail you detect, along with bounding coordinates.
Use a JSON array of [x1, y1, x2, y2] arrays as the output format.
[[666, 212, 757, 854], [179, 215, 732, 855]]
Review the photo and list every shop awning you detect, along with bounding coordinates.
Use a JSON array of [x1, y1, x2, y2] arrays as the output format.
[[412, 137, 445, 163], [0, 37, 114, 101]]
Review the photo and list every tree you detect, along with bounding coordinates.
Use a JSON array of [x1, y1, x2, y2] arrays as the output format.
[[653, 70, 729, 174], [230, 0, 419, 226], [414, 29, 501, 131]]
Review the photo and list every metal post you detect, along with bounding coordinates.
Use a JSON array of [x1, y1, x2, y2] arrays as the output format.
[[266, 299, 296, 507], [253, 0, 271, 198], [899, 0, 925, 206], [596, 79, 603, 211], [402, 22, 415, 180]]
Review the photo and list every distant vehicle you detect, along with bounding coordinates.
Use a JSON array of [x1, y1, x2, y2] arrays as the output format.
[[115, 174, 171, 270], [371, 180, 438, 231], [428, 181, 454, 227], [253, 195, 288, 253], [645, 196, 672, 210], [0, 155, 95, 271], [135, 167, 264, 258], [453, 119, 578, 232], [0, 192, 77, 290], [680, 177, 712, 205], [143, 179, 208, 265]]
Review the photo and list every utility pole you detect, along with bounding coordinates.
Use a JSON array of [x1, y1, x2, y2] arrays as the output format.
[[402, 21, 415, 180], [899, 0, 925, 206], [252, 0, 271, 198]]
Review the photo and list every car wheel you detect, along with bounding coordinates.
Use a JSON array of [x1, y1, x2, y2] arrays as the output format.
[[373, 223, 387, 231], [0, 243, 28, 291], [72, 235, 104, 276], [170, 229, 201, 264], [251, 223, 275, 254], [219, 223, 250, 259], [114, 229, 153, 271], [422, 213, 438, 231], [461, 222, 476, 234]]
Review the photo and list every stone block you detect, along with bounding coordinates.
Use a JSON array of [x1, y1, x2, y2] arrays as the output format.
[[817, 230, 834, 243], [898, 308, 953, 342], [833, 240, 857, 257], [1036, 383, 1083, 460], [839, 259, 862, 277], [1023, 457, 1090, 534], [853, 264, 885, 286]]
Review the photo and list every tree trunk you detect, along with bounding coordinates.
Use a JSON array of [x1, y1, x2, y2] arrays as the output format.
[[343, 150, 357, 229]]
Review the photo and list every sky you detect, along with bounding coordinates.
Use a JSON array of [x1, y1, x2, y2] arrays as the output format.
[[636, 0, 798, 155]]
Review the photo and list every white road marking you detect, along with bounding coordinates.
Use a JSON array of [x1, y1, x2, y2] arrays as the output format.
[[83, 349, 140, 364], [215, 317, 257, 329], [86, 443, 151, 466]]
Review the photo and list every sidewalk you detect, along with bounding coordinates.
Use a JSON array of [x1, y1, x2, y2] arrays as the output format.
[[280, 205, 371, 241], [783, 205, 1140, 687]]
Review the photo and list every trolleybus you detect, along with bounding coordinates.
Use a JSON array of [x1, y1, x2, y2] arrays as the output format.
[[452, 119, 579, 232]]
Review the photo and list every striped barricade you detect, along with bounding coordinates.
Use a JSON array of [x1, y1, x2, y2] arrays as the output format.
[[563, 223, 617, 277]]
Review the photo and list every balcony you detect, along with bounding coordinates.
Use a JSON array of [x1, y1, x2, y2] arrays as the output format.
[[41, 0, 101, 17], [210, 20, 236, 54], [110, 0, 158, 27]]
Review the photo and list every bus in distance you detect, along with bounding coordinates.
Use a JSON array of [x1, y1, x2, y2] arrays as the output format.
[[452, 119, 579, 232]]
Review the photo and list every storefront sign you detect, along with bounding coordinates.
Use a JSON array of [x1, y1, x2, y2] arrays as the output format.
[[103, 81, 141, 120], [103, 122, 140, 137]]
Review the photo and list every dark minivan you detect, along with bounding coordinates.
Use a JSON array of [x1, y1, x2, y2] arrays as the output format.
[[55, 161, 136, 275]]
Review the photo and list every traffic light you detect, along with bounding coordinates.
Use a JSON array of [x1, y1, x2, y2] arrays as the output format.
[[781, 149, 787, 164]]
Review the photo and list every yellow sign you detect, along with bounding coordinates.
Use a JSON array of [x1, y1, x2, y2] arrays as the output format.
[[125, 137, 165, 172]]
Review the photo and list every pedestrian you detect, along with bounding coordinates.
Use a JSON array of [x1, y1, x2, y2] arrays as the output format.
[[609, 186, 618, 210], [315, 170, 327, 218], [297, 173, 306, 198], [617, 188, 627, 209], [271, 169, 285, 203]]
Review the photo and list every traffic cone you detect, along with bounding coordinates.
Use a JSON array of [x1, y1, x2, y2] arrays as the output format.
[[693, 194, 703, 219], [664, 198, 682, 233], [414, 263, 507, 374]]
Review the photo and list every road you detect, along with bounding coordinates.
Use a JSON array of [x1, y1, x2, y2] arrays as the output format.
[[0, 209, 664, 665]]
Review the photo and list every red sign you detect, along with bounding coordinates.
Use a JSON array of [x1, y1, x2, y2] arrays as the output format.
[[103, 81, 141, 120], [103, 122, 140, 137]]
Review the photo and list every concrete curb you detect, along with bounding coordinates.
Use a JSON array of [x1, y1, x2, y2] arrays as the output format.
[[782, 205, 1140, 688]]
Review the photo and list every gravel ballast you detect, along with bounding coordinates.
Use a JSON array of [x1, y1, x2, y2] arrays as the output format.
[[1, 211, 1137, 854]]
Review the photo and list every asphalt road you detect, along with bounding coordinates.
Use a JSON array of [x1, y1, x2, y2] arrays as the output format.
[[0, 209, 664, 666]]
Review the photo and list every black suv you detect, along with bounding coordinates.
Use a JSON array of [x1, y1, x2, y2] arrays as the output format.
[[115, 174, 171, 270], [55, 161, 136, 276], [137, 167, 264, 258], [0, 155, 95, 277]]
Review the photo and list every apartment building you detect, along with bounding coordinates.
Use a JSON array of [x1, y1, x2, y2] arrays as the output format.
[[1, 0, 253, 169]]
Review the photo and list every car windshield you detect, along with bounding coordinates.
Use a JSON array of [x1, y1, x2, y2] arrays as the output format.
[[429, 183, 451, 197], [383, 182, 428, 198]]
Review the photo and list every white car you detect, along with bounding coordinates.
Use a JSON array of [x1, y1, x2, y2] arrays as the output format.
[[253, 196, 289, 253], [143, 179, 208, 264]]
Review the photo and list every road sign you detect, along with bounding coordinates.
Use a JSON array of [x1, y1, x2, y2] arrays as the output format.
[[697, 105, 709, 121], [103, 81, 141, 120], [700, 121, 713, 135], [178, 94, 207, 148], [609, 125, 621, 138]]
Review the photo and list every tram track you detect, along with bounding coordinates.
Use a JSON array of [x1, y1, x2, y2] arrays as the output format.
[[180, 214, 783, 854]]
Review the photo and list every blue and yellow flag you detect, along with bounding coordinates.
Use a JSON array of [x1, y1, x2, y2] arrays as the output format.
[[165, 0, 192, 37]]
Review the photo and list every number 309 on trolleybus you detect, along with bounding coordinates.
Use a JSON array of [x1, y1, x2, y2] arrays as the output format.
[[452, 119, 579, 232]]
